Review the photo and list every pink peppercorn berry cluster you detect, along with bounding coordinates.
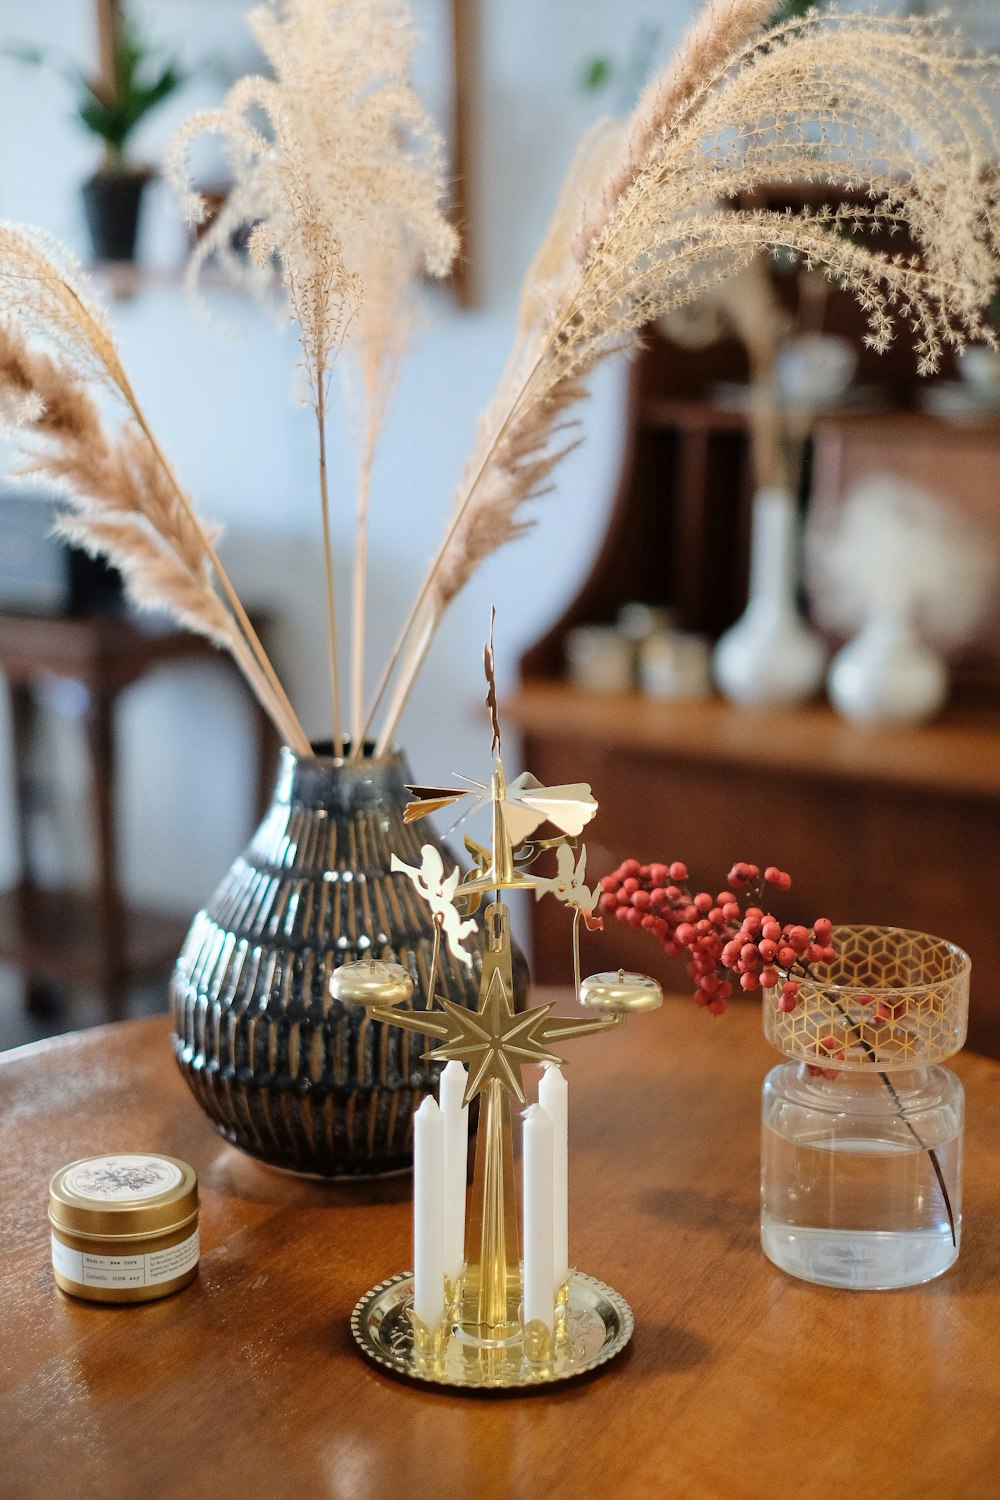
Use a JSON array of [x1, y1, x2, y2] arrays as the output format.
[[598, 858, 834, 1017]]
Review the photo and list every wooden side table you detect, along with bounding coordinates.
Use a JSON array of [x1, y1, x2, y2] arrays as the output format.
[[0, 611, 275, 1020]]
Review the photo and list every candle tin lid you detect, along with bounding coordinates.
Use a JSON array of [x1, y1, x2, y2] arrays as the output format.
[[49, 1153, 198, 1240]]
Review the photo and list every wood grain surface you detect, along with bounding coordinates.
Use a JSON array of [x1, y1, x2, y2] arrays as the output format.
[[3, 1000, 1000, 1500]]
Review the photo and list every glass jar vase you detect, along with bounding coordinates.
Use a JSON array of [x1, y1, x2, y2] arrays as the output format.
[[760, 925, 970, 1290]]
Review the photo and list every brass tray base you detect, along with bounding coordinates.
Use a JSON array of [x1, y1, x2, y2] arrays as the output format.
[[351, 1270, 633, 1390]]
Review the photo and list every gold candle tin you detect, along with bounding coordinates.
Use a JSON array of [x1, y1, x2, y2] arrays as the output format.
[[49, 1153, 199, 1304]]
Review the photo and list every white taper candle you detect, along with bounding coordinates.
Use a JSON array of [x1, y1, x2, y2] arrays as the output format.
[[522, 1103, 555, 1333], [440, 1060, 469, 1285], [539, 1063, 569, 1287], [413, 1095, 445, 1332]]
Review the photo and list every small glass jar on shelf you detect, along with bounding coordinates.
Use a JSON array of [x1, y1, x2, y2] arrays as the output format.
[[760, 925, 970, 1290]]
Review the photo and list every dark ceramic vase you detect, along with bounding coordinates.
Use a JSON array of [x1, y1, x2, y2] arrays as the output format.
[[170, 744, 525, 1178]]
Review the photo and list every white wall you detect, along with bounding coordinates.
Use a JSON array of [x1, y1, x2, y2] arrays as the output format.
[[0, 0, 699, 914]]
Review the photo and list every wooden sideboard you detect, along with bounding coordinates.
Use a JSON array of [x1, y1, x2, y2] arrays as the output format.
[[509, 685, 1000, 1059], [514, 240, 1000, 1058]]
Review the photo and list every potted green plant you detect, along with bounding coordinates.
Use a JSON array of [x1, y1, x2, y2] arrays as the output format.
[[5, 19, 183, 263]]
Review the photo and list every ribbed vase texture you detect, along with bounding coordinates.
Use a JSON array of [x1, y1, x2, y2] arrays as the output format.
[[170, 746, 492, 1178]]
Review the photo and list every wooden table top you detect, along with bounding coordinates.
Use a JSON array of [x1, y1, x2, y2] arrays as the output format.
[[3, 998, 1000, 1500]]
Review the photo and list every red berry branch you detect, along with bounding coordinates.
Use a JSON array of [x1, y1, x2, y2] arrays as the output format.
[[598, 858, 833, 1018]]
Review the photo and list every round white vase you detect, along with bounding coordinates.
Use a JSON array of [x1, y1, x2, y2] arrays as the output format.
[[713, 487, 826, 706], [827, 609, 948, 727]]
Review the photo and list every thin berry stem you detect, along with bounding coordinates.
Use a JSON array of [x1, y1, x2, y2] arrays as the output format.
[[829, 997, 958, 1249]]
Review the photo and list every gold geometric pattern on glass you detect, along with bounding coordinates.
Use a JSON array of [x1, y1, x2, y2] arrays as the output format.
[[764, 925, 970, 1070]]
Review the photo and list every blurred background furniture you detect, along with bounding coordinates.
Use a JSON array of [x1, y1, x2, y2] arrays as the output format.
[[510, 196, 1000, 1057], [510, 687, 1000, 1057], [0, 610, 274, 1021], [810, 412, 1000, 700]]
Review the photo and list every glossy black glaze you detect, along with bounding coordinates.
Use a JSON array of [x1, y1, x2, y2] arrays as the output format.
[[170, 745, 526, 1178]]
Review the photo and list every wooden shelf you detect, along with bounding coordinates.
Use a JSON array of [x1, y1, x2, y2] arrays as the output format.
[[638, 395, 1000, 438], [507, 681, 1000, 801], [0, 888, 189, 988]]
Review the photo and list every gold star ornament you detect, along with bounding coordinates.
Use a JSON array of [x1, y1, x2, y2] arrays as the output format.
[[336, 950, 636, 1108]]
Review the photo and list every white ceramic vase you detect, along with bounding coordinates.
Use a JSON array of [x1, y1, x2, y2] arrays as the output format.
[[713, 487, 826, 706], [827, 608, 948, 727]]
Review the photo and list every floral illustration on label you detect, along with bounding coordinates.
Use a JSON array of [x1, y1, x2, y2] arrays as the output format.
[[64, 1155, 183, 1202]]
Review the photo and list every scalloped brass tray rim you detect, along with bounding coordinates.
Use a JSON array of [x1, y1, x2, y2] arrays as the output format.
[[351, 1269, 634, 1391]]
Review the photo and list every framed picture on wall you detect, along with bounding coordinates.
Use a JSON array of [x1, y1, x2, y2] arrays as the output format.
[[411, 0, 476, 305]]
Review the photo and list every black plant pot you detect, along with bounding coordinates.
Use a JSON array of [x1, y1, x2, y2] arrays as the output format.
[[170, 743, 529, 1179], [81, 168, 152, 263]]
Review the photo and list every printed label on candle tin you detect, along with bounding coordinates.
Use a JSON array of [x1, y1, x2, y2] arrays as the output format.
[[63, 1154, 184, 1202], [51, 1228, 200, 1289]]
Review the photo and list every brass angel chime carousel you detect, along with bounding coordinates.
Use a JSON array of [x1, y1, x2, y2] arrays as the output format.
[[335, 627, 662, 1389]]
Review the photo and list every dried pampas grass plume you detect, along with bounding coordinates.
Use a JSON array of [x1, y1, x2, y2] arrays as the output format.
[[168, 0, 456, 399], [0, 321, 229, 647], [367, 2, 1000, 752], [0, 235, 309, 753], [168, 0, 459, 754], [4, 0, 998, 763], [581, 0, 780, 247], [0, 225, 131, 397]]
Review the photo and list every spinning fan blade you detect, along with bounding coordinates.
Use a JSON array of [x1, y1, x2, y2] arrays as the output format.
[[402, 786, 474, 823], [503, 772, 598, 838]]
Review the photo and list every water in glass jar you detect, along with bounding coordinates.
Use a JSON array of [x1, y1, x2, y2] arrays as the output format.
[[761, 1066, 963, 1290]]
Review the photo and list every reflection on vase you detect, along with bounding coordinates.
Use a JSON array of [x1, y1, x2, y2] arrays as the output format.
[[713, 487, 826, 706], [170, 743, 526, 1180]]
